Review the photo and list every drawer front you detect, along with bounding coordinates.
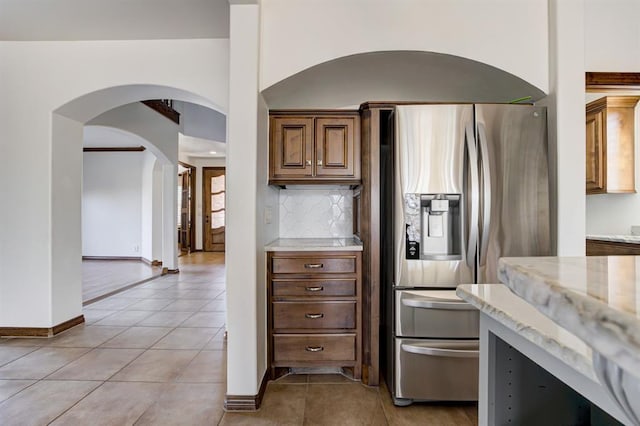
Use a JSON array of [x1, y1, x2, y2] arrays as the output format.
[[396, 290, 479, 338], [395, 338, 479, 401], [274, 334, 356, 362], [272, 279, 356, 297], [272, 256, 356, 274], [273, 301, 356, 330]]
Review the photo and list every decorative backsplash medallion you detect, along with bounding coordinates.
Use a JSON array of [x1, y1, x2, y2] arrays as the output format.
[[279, 188, 353, 238]]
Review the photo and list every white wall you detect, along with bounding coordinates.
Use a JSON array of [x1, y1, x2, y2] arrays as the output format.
[[141, 152, 162, 262], [584, 1, 640, 235], [0, 38, 227, 328], [83, 152, 144, 257], [89, 103, 179, 165], [584, 0, 640, 71], [226, 1, 261, 396], [178, 102, 227, 142], [544, 0, 586, 256], [260, 0, 549, 94]]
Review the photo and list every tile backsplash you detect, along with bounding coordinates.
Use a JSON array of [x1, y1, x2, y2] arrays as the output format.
[[279, 187, 353, 238]]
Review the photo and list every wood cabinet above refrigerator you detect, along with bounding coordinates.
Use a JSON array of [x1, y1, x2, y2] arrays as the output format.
[[586, 96, 639, 194], [269, 111, 361, 185]]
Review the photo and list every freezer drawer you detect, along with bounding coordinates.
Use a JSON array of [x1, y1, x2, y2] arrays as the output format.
[[396, 290, 479, 338], [395, 338, 479, 402]]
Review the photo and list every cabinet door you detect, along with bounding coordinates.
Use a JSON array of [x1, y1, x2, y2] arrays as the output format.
[[271, 117, 314, 179], [315, 117, 359, 179], [586, 108, 606, 194]]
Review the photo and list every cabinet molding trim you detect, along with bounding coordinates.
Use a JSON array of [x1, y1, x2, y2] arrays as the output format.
[[586, 72, 640, 91]]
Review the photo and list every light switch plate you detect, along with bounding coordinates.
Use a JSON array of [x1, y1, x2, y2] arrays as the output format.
[[264, 207, 273, 224]]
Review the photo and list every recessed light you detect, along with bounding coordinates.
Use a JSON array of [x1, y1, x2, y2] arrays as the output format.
[[209, 151, 217, 154]]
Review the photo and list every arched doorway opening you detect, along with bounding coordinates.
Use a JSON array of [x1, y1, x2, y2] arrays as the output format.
[[48, 84, 227, 329]]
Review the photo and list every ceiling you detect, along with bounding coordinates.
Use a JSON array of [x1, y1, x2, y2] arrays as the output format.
[[0, 0, 229, 41], [180, 135, 226, 158]]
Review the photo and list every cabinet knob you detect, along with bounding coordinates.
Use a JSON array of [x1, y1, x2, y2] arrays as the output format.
[[306, 160, 312, 166], [305, 313, 324, 319], [317, 160, 323, 166], [305, 346, 324, 352]]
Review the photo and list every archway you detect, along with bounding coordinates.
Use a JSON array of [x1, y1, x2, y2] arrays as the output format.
[[47, 84, 226, 329], [262, 50, 546, 109]]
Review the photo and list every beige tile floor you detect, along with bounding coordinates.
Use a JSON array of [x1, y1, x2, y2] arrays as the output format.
[[0, 252, 478, 425], [82, 259, 162, 304]]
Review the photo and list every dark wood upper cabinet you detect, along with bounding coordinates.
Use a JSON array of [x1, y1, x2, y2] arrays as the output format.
[[586, 96, 639, 194], [270, 117, 314, 179], [269, 111, 361, 185]]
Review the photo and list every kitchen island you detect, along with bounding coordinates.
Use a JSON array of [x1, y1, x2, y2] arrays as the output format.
[[458, 255, 640, 425]]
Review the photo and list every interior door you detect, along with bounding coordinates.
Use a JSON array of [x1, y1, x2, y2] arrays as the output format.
[[179, 171, 191, 253], [203, 167, 225, 252]]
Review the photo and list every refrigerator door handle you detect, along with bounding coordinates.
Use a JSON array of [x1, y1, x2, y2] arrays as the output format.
[[464, 123, 479, 270], [401, 296, 477, 311], [401, 343, 479, 358], [477, 123, 492, 267]]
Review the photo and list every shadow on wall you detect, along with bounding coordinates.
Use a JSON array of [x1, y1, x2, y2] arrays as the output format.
[[261, 50, 546, 109]]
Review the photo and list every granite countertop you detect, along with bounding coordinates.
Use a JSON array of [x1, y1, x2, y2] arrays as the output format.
[[456, 283, 595, 380], [264, 237, 363, 251], [587, 234, 640, 244], [498, 256, 640, 380]]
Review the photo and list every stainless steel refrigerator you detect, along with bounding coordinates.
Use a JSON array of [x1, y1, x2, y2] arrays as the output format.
[[381, 104, 551, 405]]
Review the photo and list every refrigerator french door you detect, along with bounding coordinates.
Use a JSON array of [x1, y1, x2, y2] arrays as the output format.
[[384, 104, 550, 405]]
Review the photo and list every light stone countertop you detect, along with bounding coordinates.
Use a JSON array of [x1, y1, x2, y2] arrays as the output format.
[[456, 283, 595, 380], [498, 256, 640, 380], [264, 238, 363, 252], [587, 234, 640, 244]]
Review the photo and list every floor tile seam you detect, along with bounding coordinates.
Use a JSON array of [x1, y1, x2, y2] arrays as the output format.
[[376, 386, 393, 425], [0, 378, 40, 405], [93, 311, 157, 328], [46, 333, 131, 349], [34, 347, 94, 381], [149, 331, 215, 350], [82, 273, 164, 306], [101, 345, 153, 383], [300, 381, 309, 425], [97, 325, 176, 350], [130, 310, 194, 328], [44, 379, 107, 425], [0, 346, 40, 369]]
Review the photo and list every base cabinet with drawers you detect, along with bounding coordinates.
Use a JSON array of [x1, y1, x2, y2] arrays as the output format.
[[267, 251, 362, 380]]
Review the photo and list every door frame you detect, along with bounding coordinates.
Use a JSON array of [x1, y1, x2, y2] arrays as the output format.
[[179, 161, 196, 253], [202, 166, 226, 252]]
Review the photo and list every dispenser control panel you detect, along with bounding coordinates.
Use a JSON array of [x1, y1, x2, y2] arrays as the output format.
[[404, 193, 462, 261]]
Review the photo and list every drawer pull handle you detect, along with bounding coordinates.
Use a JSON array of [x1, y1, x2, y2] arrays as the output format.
[[305, 346, 324, 352], [305, 313, 324, 319], [305, 286, 324, 292], [304, 263, 324, 269]]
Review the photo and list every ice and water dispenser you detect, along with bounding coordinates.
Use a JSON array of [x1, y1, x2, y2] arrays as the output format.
[[404, 194, 461, 260]]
